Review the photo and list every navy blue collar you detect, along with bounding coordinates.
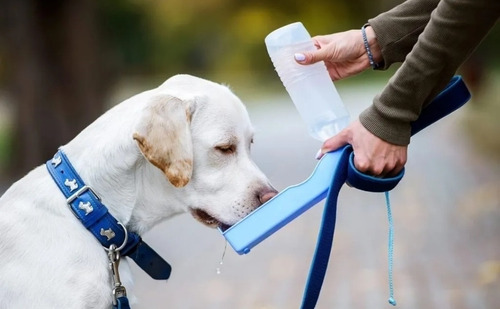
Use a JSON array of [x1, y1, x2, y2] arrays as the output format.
[[46, 149, 171, 280]]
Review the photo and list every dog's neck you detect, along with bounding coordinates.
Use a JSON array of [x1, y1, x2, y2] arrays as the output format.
[[61, 96, 185, 235]]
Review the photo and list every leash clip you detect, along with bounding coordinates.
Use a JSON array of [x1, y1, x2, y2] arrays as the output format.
[[108, 244, 127, 306]]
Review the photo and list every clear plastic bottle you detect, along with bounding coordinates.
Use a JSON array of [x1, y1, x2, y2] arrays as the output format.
[[265, 22, 350, 141]]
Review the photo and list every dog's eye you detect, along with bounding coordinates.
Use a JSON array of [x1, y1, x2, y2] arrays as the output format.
[[215, 144, 235, 154]]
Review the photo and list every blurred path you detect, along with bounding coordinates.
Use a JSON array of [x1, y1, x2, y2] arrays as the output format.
[[132, 83, 499, 309]]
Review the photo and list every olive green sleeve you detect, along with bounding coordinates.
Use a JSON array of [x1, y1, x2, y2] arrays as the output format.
[[368, 0, 440, 70], [360, 0, 499, 146]]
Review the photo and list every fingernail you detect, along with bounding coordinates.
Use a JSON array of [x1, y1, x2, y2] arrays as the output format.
[[315, 149, 323, 160], [294, 53, 306, 62]]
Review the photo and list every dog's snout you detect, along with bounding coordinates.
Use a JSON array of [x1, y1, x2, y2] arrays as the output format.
[[258, 187, 278, 204]]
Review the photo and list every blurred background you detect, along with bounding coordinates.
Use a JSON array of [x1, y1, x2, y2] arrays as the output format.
[[0, 0, 498, 308]]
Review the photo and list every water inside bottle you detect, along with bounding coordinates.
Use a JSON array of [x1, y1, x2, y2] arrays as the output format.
[[309, 115, 350, 141], [265, 22, 350, 142]]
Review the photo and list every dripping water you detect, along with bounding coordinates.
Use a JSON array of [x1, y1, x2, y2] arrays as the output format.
[[216, 241, 228, 275]]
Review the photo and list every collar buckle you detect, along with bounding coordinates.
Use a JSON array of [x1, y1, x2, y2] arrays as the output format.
[[66, 185, 101, 204]]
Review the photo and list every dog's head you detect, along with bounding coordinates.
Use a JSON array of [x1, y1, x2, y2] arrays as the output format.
[[133, 74, 277, 229]]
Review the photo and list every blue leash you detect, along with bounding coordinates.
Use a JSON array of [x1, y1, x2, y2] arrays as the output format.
[[385, 191, 397, 306], [115, 297, 131, 309], [300, 75, 470, 308], [300, 147, 350, 308]]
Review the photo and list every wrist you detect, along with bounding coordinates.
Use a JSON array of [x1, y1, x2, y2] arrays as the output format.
[[364, 26, 382, 64], [361, 24, 382, 69]]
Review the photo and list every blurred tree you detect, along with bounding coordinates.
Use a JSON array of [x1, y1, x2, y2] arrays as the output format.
[[0, 0, 106, 176], [0, 0, 152, 177]]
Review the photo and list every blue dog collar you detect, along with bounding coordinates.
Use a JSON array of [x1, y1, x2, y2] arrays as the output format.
[[46, 149, 171, 280]]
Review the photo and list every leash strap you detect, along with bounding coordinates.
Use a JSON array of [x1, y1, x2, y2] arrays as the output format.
[[46, 150, 172, 280], [300, 147, 350, 309], [300, 76, 470, 308], [385, 191, 397, 306], [114, 297, 131, 309]]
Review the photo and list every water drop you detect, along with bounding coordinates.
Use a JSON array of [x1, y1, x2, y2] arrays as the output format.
[[216, 241, 227, 275]]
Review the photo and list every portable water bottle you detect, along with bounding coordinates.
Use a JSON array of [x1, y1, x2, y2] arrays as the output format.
[[265, 22, 350, 141]]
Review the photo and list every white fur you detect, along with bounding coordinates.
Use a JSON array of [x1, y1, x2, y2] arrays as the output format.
[[0, 75, 276, 308]]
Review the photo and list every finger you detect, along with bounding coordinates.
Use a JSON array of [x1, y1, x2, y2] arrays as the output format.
[[385, 160, 405, 178], [322, 129, 349, 153], [353, 154, 386, 177], [315, 148, 324, 160], [294, 48, 328, 65], [384, 150, 407, 177], [317, 130, 350, 160], [294, 52, 308, 63], [315, 128, 350, 160], [380, 163, 396, 178], [353, 155, 370, 174]]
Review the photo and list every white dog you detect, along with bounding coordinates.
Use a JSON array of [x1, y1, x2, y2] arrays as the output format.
[[0, 74, 277, 308]]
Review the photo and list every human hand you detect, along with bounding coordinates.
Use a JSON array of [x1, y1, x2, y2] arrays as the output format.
[[316, 120, 407, 177], [294, 27, 382, 80]]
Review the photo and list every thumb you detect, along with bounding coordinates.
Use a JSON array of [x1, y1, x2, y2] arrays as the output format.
[[295, 48, 328, 65], [316, 129, 350, 159]]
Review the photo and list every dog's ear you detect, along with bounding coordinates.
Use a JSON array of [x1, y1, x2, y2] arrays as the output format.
[[133, 94, 195, 188]]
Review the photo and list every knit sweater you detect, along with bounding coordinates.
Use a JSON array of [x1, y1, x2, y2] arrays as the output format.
[[360, 0, 499, 145]]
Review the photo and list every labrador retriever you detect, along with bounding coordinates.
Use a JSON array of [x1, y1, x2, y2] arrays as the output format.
[[0, 74, 277, 308]]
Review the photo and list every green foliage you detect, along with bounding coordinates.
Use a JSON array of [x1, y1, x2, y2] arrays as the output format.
[[93, 0, 499, 87], [0, 128, 12, 172], [98, 0, 155, 71], [94, 0, 393, 80]]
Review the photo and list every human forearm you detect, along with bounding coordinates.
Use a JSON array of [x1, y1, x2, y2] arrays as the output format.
[[361, 0, 499, 146], [369, 0, 440, 70]]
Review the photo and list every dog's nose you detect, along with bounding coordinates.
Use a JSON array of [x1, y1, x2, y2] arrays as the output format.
[[258, 188, 278, 204]]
